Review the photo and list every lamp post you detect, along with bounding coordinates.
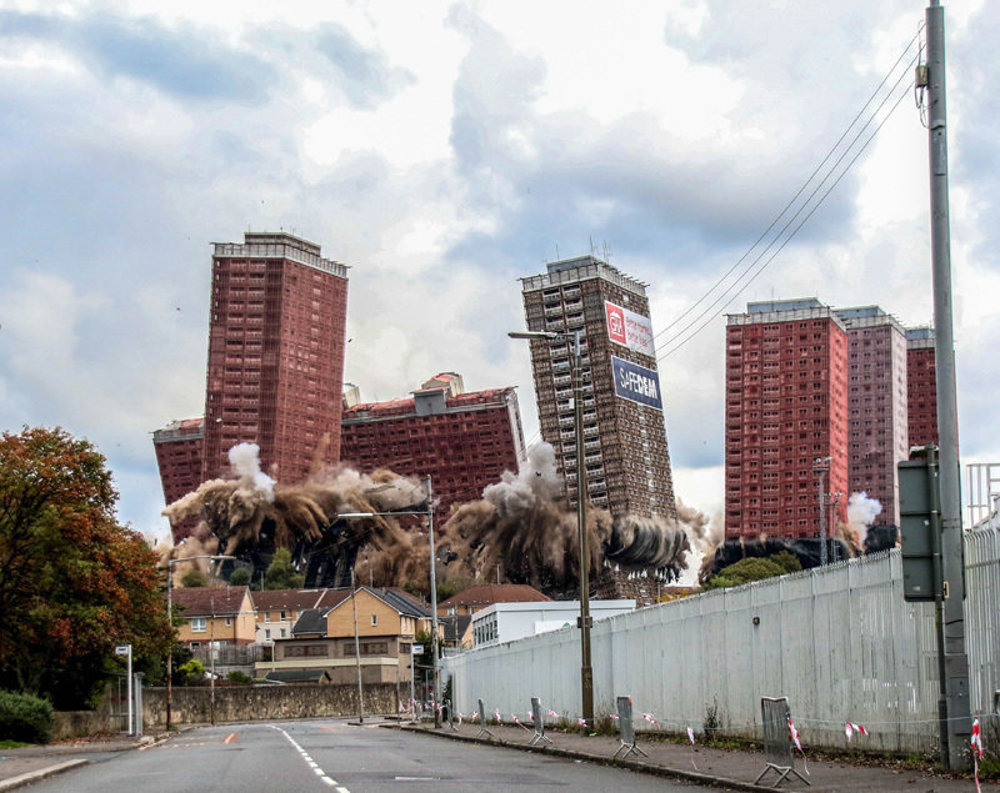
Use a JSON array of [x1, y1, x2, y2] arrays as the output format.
[[508, 329, 594, 729], [813, 457, 832, 566], [350, 566, 364, 723], [339, 474, 440, 727], [164, 554, 234, 731]]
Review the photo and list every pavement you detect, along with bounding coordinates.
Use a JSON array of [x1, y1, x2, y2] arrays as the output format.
[[0, 732, 169, 791], [395, 720, 995, 792], [0, 721, 992, 792]]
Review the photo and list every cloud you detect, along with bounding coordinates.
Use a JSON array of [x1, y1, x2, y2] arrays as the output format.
[[0, 9, 276, 103], [0, 0, 998, 538], [314, 23, 416, 110]]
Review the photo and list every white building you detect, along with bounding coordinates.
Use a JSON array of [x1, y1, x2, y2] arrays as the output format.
[[471, 600, 635, 648]]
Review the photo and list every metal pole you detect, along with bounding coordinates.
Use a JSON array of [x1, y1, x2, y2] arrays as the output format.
[[818, 468, 827, 566], [126, 646, 133, 735], [166, 565, 173, 731], [427, 475, 441, 729], [573, 330, 594, 729], [925, 1, 970, 770], [209, 595, 216, 727], [351, 568, 364, 723]]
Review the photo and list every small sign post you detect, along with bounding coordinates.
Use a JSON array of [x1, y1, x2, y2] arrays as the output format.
[[115, 645, 133, 735]]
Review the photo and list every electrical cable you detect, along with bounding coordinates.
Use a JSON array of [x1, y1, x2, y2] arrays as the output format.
[[658, 75, 915, 362], [653, 25, 925, 355]]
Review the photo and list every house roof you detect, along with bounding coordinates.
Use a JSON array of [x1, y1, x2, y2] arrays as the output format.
[[171, 586, 250, 617], [314, 589, 352, 610], [384, 587, 432, 615], [375, 588, 431, 618], [438, 584, 552, 609], [264, 669, 329, 684], [251, 589, 328, 612], [440, 614, 472, 642], [291, 609, 328, 636]]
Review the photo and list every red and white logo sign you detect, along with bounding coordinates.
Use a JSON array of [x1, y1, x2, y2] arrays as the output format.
[[606, 303, 627, 345], [605, 301, 655, 356]]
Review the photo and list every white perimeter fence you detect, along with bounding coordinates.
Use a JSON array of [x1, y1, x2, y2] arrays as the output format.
[[443, 526, 1000, 754]]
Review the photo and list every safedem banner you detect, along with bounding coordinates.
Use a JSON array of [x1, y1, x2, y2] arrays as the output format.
[[611, 356, 663, 410], [605, 301, 655, 357]]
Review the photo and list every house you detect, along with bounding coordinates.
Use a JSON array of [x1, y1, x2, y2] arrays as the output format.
[[251, 588, 342, 644], [437, 584, 551, 618], [471, 599, 636, 648], [440, 614, 473, 650], [171, 586, 256, 648], [257, 587, 434, 685]]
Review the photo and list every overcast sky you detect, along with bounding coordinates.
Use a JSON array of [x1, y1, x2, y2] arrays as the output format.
[[1, 0, 996, 540]]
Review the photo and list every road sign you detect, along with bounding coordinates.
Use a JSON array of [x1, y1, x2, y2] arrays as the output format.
[[412, 644, 424, 654], [115, 645, 131, 657]]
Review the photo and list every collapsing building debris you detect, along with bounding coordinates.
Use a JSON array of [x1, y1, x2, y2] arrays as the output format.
[[162, 442, 707, 598]]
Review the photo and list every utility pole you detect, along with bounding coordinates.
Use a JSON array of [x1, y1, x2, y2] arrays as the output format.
[[351, 568, 364, 723], [924, 0, 970, 771], [427, 475, 441, 729]]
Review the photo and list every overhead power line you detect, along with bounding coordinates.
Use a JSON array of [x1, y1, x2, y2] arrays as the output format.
[[654, 24, 925, 362]]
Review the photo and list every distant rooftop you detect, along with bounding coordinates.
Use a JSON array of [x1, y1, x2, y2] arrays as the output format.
[[438, 583, 552, 609], [212, 231, 348, 279], [747, 298, 823, 314], [153, 417, 204, 444], [520, 254, 648, 297]]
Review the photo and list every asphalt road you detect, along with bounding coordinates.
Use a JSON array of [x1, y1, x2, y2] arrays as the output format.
[[25, 720, 723, 792]]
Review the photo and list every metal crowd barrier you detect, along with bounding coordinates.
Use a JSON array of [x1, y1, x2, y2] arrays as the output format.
[[612, 695, 648, 760], [476, 698, 495, 739], [528, 697, 553, 746], [754, 696, 810, 788]]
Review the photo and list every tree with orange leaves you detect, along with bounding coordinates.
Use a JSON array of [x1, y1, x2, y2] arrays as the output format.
[[0, 426, 172, 709]]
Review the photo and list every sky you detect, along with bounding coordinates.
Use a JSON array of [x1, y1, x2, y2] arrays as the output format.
[[1, 0, 997, 541]]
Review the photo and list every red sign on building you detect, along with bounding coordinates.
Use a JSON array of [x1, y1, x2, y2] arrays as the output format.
[[605, 302, 627, 345]]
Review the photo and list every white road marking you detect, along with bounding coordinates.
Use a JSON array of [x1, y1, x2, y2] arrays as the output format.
[[269, 724, 349, 792]]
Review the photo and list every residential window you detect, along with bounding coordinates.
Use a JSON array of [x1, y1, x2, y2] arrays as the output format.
[[264, 629, 271, 641], [191, 618, 206, 633], [370, 615, 378, 627], [280, 628, 287, 638], [264, 613, 271, 623], [225, 617, 232, 627]]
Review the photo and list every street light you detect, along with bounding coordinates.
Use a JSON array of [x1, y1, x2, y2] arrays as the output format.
[[164, 554, 234, 731], [339, 474, 440, 727], [813, 457, 832, 566], [508, 329, 594, 729]]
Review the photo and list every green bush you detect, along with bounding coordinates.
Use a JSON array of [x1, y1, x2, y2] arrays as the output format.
[[0, 690, 53, 744], [226, 671, 252, 685]]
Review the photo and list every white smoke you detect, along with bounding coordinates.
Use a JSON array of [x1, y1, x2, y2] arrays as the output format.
[[482, 442, 563, 517], [847, 491, 882, 547], [228, 442, 276, 503]]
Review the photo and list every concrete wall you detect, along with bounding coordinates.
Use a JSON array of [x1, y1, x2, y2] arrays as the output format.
[[53, 708, 115, 741], [141, 684, 398, 729]]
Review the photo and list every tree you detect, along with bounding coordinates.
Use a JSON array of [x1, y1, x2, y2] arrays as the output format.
[[228, 568, 251, 587], [0, 426, 173, 708], [181, 569, 208, 588], [702, 553, 801, 591], [264, 548, 304, 590]]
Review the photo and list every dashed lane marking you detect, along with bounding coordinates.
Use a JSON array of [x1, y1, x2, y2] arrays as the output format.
[[269, 724, 347, 791]]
